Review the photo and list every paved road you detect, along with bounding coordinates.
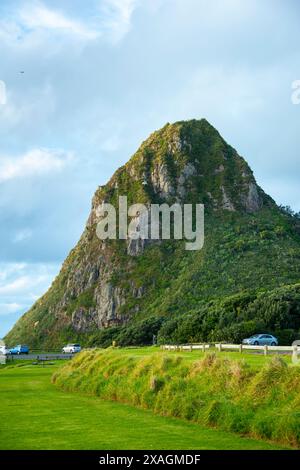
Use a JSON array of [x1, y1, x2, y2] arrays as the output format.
[[7, 353, 74, 361]]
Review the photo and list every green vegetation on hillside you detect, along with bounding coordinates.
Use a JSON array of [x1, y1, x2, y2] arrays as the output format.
[[4, 119, 300, 349], [53, 349, 300, 448], [0, 361, 283, 450], [6, 209, 300, 349]]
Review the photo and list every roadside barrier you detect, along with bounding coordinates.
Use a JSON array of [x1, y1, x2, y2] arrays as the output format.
[[161, 343, 300, 359]]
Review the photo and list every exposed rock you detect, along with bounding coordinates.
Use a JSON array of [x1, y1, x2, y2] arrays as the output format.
[[221, 186, 235, 211], [177, 163, 197, 199], [243, 182, 263, 213], [127, 237, 148, 256], [87, 266, 100, 287], [150, 163, 175, 198], [72, 308, 98, 332], [94, 281, 126, 327], [214, 164, 225, 174], [168, 134, 183, 153]]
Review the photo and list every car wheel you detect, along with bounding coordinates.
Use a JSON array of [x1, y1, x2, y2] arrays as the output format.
[[271, 342, 276, 346], [254, 341, 259, 345]]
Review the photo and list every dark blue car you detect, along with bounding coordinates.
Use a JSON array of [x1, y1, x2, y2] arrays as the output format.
[[9, 344, 29, 355]]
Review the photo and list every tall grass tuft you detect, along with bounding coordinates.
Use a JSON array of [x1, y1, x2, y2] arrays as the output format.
[[52, 350, 300, 448]]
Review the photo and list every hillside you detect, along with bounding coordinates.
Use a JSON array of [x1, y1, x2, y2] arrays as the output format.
[[5, 119, 300, 348]]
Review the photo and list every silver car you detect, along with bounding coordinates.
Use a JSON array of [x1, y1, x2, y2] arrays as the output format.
[[62, 343, 81, 354], [0, 345, 10, 355], [242, 334, 278, 346]]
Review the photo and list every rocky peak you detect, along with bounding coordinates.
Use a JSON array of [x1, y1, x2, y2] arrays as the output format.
[[88, 119, 266, 231]]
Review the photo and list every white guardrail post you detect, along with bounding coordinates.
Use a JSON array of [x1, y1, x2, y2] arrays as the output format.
[[292, 345, 298, 363], [162, 343, 300, 357]]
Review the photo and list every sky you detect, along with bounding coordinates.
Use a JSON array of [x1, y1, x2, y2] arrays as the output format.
[[0, 0, 299, 338]]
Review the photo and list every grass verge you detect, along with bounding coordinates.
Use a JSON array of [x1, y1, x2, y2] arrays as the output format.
[[0, 361, 284, 450], [52, 349, 300, 448]]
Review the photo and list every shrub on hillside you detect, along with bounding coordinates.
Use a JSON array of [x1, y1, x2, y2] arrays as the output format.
[[116, 317, 165, 346], [157, 284, 300, 345]]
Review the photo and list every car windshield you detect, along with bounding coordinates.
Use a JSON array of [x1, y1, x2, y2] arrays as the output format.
[[249, 335, 259, 338]]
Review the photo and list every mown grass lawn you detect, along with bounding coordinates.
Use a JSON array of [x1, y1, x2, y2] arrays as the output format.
[[0, 361, 286, 450], [109, 346, 293, 369]]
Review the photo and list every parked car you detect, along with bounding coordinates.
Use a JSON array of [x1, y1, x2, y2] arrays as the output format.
[[242, 334, 278, 346], [0, 345, 10, 355], [62, 344, 81, 354], [9, 344, 29, 355]]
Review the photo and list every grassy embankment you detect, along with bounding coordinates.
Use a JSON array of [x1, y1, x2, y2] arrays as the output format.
[[53, 348, 300, 448], [0, 360, 284, 450]]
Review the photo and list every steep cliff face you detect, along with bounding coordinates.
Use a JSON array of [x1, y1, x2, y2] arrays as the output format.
[[5, 119, 300, 347]]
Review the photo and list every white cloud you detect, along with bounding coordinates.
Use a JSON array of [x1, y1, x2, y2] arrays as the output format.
[[0, 82, 57, 136], [99, 0, 138, 43], [0, 80, 7, 105], [13, 229, 33, 244], [19, 2, 99, 40], [0, 277, 34, 295], [0, 148, 73, 182], [0, 1, 99, 50], [0, 0, 138, 49], [0, 303, 24, 316], [0, 264, 26, 282], [0, 262, 59, 303], [0, 262, 60, 328]]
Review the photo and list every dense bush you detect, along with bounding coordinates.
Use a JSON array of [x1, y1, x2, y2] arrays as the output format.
[[85, 316, 165, 348], [157, 284, 300, 345], [87, 327, 122, 348], [83, 284, 300, 348], [116, 317, 165, 346]]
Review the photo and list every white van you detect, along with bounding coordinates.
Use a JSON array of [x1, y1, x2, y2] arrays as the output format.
[[62, 344, 81, 354]]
